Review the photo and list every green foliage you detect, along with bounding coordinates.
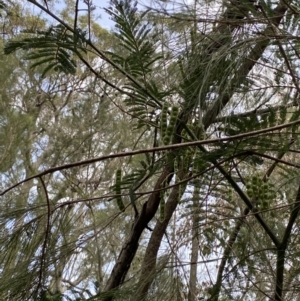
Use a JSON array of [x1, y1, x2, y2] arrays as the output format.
[[5, 25, 87, 76], [105, 0, 169, 129], [246, 175, 276, 210], [125, 81, 169, 128], [105, 0, 159, 78], [117, 154, 153, 190]]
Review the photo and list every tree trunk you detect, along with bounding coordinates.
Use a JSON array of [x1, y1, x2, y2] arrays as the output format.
[[103, 167, 173, 299], [135, 176, 187, 300]]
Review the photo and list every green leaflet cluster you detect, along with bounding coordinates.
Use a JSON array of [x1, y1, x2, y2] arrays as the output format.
[[160, 104, 179, 145], [246, 175, 276, 210]]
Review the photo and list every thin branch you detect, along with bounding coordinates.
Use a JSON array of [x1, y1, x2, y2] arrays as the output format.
[[183, 121, 287, 248], [248, 149, 298, 171], [74, 0, 80, 32], [213, 101, 299, 124], [75, 51, 134, 97], [210, 135, 293, 300], [208, 209, 249, 301], [262, 139, 295, 180], [2, 118, 300, 196]]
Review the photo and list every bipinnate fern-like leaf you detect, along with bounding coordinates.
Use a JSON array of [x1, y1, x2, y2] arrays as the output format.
[[4, 25, 87, 77], [126, 81, 172, 128], [105, 0, 168, 128], [105, 0, 159, 79]]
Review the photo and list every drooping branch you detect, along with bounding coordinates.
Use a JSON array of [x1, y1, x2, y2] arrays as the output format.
[[181, 123, 279, 246], [188, 180, 201, 301], [198, 142, 280, 246]]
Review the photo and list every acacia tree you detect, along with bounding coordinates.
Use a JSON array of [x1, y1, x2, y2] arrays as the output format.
[[2, 0, 300, 300]]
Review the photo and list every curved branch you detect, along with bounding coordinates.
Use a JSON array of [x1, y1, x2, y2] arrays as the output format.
[[2, 118, 300, 196]]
